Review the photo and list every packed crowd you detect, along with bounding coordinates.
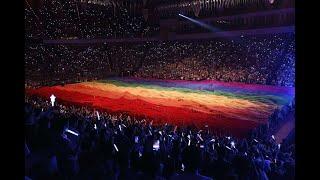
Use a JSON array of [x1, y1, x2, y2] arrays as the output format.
[[25, 4, 42, 39], [25, 33, 295, 88], [25, 0, 294, 40], [24, 42, 149, 87], [175, 11, 295, 35], [25, 0, 159, 40], [155, 0, 294, 19], [25, 44, 113, 87], [135, 33, 295, 87], [25, 94, 295, 180]]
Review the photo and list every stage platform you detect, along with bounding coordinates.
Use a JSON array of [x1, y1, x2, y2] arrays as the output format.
[[26, 78, 295, 136]]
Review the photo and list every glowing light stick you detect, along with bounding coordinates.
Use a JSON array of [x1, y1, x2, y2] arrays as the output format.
[[231, 141, 235, 148], [66, 129, 79, 136], [197, 134, 203, 141], [96, 111, 100, 120], [119, 125, 122, 131], [113, 144, 119, 152], [188, 139, 191, 146], [271, 135, 275, 140], [153, 140, 160, 151], [94, 124, 97, 130], [174, 126, 177, 133]]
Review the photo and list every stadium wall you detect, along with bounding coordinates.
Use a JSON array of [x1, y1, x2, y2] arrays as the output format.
[[43, 26, 294, 45]]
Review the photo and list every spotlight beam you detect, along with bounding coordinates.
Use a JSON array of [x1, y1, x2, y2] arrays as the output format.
[[178, 14, 220, 32], [178, 13, 244, 44]]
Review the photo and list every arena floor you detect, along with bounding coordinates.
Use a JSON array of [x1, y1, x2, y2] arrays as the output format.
[[26, 78, 295, 136]]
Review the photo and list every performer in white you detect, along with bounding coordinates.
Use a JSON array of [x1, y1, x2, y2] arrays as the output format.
[[50, 94, 56, 107]]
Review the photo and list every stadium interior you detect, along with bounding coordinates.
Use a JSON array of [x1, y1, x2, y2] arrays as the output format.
[[25, 0, 295, 179]]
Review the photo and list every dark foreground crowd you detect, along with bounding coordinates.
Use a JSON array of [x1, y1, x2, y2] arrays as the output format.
[[25, 95, 295, 180]]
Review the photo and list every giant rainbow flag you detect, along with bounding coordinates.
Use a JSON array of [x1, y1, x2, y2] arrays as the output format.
[[26, 78, 295, 136]]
